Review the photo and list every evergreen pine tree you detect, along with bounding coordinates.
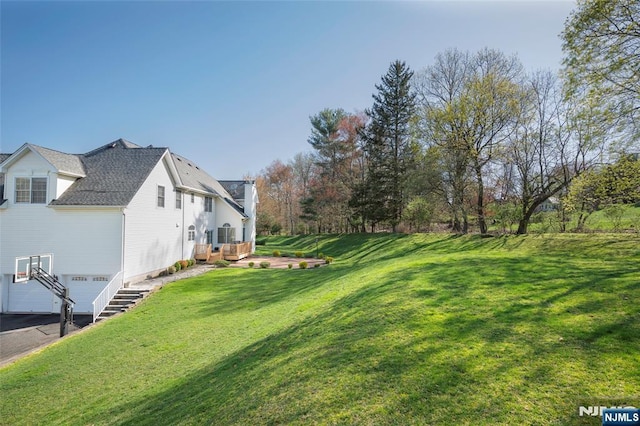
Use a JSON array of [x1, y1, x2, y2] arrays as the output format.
[[359, 60, 417, 232]]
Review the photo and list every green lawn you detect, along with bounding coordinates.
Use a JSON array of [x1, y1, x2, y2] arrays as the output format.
[[1, 233, 639, 425], [527, 205, 640, 233]]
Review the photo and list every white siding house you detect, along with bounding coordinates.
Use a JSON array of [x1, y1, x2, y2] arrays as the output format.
[[0, 139, 257, 315]]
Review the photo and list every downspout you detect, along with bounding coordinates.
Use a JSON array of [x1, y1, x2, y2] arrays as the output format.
[[181, 191, 185, 259], [121, 208, 126, 287]]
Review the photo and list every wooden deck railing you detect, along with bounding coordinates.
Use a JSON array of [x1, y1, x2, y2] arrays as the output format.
[[194, 244, 212, 261], [195, 242, 252, 262], [221, 242, 253, 260]]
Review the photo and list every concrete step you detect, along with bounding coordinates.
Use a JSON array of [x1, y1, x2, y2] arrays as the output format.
[[118, 288, 149, 295], [109, 299, 136, 306], [113, 292, 146, 299], [98, 307, 126, 318], [96, 289, 150, 321]]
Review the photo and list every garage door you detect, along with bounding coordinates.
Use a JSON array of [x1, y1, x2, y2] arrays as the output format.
[[7, 280, 56, 313]]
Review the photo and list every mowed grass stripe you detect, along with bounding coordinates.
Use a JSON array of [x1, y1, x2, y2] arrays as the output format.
[[1, 233, 638, 425]]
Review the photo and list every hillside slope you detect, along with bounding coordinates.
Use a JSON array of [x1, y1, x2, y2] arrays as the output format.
[[1, 233, 639, 425]]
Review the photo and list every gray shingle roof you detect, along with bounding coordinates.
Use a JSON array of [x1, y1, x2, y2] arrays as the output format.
[[4, 139, 246, 213], [219, 180, 246, 201], [29, 144, 86, 176], [172, 154, 247, 217], [51, 141, 167, 206], [172, 153, 223, 196], [223, 197, 248, 218], [83, 138, 143, 156]]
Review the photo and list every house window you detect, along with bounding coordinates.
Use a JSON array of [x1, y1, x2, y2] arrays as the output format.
[[206, 230, 214, 245], [15, 178, 30, 203], [191, 193, 195, 203], [175, 190, 182, 209], [31, 178, 47, 203], [15, 177, 47, 204], [188, 225, 195, 241], [204, 196, 212, 212], [218, 223, 235, 244], [157, 185, 165, 208]]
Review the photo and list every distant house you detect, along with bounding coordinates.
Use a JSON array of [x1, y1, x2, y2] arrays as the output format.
[[0, 139, 257, 316], [535, 196, 560, 213]]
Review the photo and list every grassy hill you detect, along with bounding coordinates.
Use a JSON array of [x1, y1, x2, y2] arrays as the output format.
[[525, 205, 640, 233], [1, 233, 639, 425]]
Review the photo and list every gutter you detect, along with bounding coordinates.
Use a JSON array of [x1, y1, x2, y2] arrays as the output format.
[[181, 191, 185, 259], [121, 208, 126, 286]]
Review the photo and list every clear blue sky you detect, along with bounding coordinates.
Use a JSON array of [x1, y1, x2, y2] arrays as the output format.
[[1, 1, 576, 179]]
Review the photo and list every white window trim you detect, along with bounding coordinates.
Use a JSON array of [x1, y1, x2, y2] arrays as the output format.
[[175, 189, 182, 209], [14, 176, 48, 204], [157, 185, 165, 208], [217, 223, 235, 244]]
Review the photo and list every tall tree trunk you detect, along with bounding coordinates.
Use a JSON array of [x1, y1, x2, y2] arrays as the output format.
[[462, 207, 469, 234], [516, 213, 532, 234], [517, 199, 543, 234], [475, 165, 487, 234], [452, 213, 461, 232], [558, 207, 567, 233]]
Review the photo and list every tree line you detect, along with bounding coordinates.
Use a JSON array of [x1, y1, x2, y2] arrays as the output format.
[[256, 0, 639, 236]]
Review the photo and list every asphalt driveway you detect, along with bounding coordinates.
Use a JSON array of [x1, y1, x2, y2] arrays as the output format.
[[0, 314, 92, 367]]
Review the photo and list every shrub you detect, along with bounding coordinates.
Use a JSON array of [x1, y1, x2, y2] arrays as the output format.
[[167, 265, 176, 275], [299, 261, 308, 269], [630, 213, 640, 234], [295, 251, 304, 258], [318, 252, 324, 259], [272, 250, 281, 257], [174, 261, 182, 271], [188, 259, 195, 267], [604, 205, 625, 231], [260, 261, 270, 269], [213, 260, 230, 267], [248, 261, 255, 268], [314, 263, 321, 268], [180, 260, 189, 269], [325, 256, 334, 264], [271, 223, 282, 235], [287, 263, 293, 269]]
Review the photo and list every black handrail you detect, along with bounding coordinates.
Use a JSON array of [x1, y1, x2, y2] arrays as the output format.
[[30, 267, 76, 305]]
